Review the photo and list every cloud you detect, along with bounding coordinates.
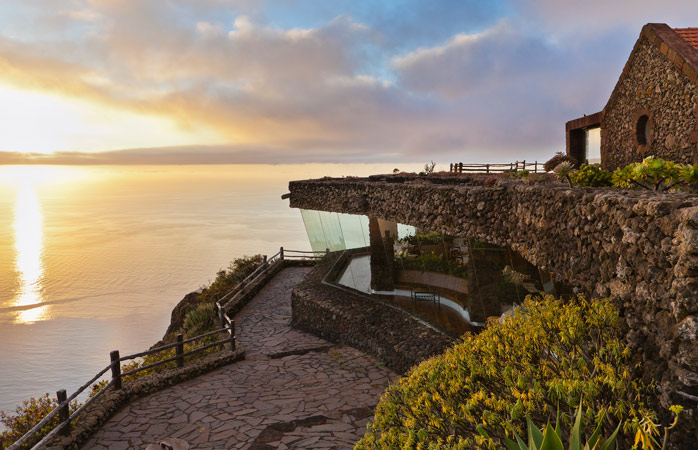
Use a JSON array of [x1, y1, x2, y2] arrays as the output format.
[[1, 0, 694, 164]]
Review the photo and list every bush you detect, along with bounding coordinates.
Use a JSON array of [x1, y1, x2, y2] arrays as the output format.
[[0, 393, 82, 449], [544, 152, 578, 172], [198, 254, 264, 303], [612, 157, 698, 191], [396, 252, 468, 279], [355, 295, 653, 450], [569, 164, 613, 187], [183, 302, 216, 337]]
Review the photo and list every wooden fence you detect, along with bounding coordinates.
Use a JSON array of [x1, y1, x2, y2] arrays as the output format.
[[449, 160, 541, 174], [8, 246, 326, 450]]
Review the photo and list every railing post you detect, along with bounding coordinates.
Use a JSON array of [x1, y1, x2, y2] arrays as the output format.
[[176, 334, 184, 368], [534, 161, 538, 173], [459, 162, 463, 173], [279, 247, 284, 260], [486, 164, 490, 174], [522, 160, 526, 170], [57, 389, 70, 436], [229, 319, 236, 352], [217, 303, 225, 328], [263, 254, 267, 265], [110, 350, 122, 390]]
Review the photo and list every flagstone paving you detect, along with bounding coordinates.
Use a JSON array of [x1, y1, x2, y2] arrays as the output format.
[[83, 267, 398, 449]]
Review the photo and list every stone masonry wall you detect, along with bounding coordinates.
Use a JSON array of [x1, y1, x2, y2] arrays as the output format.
[[603, 36, 698, 169], [289, 176, 698, 436], [291, 263, 455, 375]]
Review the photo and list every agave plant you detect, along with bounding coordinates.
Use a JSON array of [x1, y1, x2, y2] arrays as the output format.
[[554, 162, 575, 188], [505, 404, 620, 450]]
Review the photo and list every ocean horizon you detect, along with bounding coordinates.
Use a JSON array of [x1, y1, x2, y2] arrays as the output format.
[[0, 163, 421, 415]]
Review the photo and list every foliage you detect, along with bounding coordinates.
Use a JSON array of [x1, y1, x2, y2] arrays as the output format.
[[632, 405, 683, 450], [554, 162, 575, 187], [545, 152, 578, 172], [424, 161, 436, 175], [183, 302, 217, 337], [396, 251, 468, 279], [611, 157, 698, 191], [399, 231, 445, 246], [198, 254, 264, 303], [0, 393, 81, 449], [505, 404, 620, 450], [569, 164, 613, 187], [515, 169, 530, 180], [355, 295, 654, 450]]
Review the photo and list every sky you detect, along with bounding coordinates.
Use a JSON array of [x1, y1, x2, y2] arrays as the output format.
[[0, 0, 697, 165]]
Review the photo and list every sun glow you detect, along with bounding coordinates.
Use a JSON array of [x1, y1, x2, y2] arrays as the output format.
[[12, 177, 47, 323], [0, 82, 224, 154]]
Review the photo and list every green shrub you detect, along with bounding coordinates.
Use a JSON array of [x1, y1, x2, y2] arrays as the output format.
[[611, 157, 698, 191], [198, 254, 264, 302], [515, 170, 530, 180], [569, 164, 613, 187], [0, 393, 82, 449], [355, 295, 653, 450], [183, 302, 216, 337], [396, 251, 468, 279], [544, 152, 578, 172]]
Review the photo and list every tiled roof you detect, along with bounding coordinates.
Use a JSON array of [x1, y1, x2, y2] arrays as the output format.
[[674, 27, 698, 52]]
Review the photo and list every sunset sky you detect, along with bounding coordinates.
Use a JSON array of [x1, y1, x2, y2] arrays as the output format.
[[1, 0, 697, 164]]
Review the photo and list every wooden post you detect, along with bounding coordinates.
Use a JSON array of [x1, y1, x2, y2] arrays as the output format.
[[110, 350, 122, 390], [522, 160, 526, 170], [262, 255, 267, 265], [534, 161, 538, 173], [176, 334, 184, 368], [450, 163, 453, 172], [217, 303, 225, 328], [57, 389, 70, 436], [229, 320, 236, 352], [279, 246, 284, 260], [486, 164, 490, 174]]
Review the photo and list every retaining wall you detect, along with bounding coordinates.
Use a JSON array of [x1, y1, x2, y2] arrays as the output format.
[[289, 175, 698, 433]]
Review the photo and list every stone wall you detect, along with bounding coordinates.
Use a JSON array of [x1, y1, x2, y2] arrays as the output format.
[[291, 260, 455, 375], [289, 175, 698, 436], [602, 35, 698, 169]]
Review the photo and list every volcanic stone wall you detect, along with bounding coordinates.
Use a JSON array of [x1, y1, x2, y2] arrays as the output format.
[[289, 176, 698, 428], [602, 34, 698, 169]]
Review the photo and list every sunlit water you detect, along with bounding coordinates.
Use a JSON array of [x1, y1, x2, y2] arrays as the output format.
[[0, 163, 417, 416]]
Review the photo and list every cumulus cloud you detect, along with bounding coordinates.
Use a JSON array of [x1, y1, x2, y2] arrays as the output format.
[[0, 0, 693, 163]]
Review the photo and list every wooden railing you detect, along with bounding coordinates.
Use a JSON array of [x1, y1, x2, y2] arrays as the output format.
[[7, 321, 236, 450], [215, 247, 327, 312], [9, 246, 325, 450], [449, 160, 541, 174]]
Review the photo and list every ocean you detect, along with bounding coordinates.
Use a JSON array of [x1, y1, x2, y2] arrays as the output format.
[[0, 163, 416, 415]]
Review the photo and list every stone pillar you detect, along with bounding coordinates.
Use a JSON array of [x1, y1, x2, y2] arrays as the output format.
[[369, 216, 394, 291]]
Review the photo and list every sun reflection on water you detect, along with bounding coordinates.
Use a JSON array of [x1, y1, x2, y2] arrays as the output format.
[[12, 178, 47, 323]]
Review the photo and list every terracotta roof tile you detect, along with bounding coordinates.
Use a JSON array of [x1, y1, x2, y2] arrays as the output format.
[[674, 27, 698, 52]]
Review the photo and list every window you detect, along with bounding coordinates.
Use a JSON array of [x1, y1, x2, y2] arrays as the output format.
[[636, 115, 650, 146], [585, 127, 601, 164]]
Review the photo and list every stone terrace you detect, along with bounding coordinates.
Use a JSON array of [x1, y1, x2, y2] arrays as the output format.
[[83, 267, 397, 449]]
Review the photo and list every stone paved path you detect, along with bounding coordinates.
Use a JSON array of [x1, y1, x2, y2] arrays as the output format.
[[83, 267, 397, 449]]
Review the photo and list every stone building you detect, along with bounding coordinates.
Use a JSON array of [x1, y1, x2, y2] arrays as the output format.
[[566, 24, 698, 170]]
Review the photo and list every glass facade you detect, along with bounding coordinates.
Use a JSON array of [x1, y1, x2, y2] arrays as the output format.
[[299, 209, 370, 253]]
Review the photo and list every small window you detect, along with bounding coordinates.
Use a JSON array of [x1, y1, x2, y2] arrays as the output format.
[[636, 115, 650, 145]]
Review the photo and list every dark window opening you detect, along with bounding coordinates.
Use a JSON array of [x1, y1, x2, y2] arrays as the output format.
[[636, 115, 650, 145]]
